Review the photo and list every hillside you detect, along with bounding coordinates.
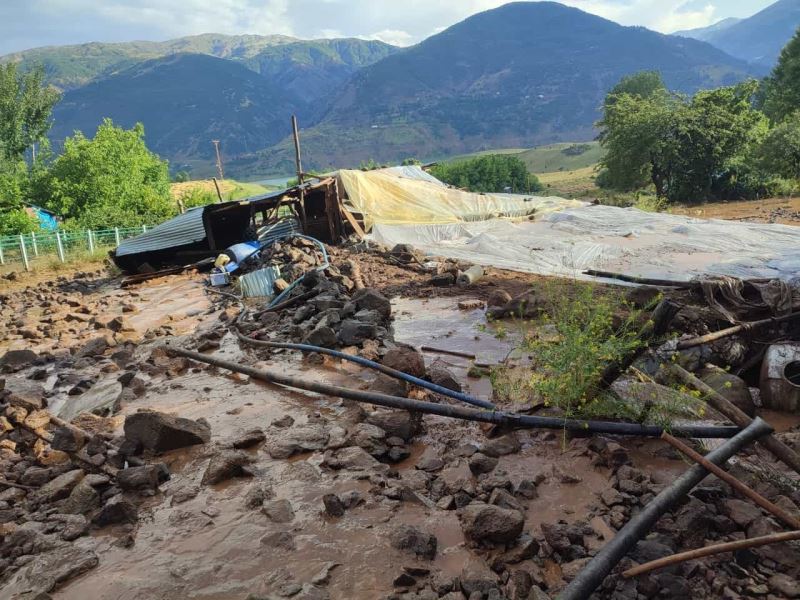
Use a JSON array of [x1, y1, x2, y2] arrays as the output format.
[[254, 2, 759, 173], [1, 34, 298, 89], [50, 54, 300, 165], [673, 18, 742, 42], [675, 0, 800, 66]]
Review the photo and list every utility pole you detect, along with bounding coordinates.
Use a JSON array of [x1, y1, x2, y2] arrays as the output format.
[[291, 115, 307, 230], [212, 140, 224, 181]]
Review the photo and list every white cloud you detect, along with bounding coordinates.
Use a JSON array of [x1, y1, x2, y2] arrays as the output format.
[[361, 29, 414, 46]]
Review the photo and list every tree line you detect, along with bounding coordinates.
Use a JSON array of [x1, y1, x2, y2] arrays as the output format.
[[597, 27, 800, 204]]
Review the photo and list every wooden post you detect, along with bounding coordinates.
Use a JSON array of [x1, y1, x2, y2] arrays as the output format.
[[55, 231, 65, 262], [30, 232, 38, 257], [212, 177, 224, 203], [0, 241, 4, 265], [114, 227, 121, 246], [87, 229, 95, 254], [19, 234, 30, 271], [291, 115, 307, 232], [668, 363, 800, 476]]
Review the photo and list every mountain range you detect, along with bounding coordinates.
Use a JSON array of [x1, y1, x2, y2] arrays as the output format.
[[2, 0, 799, 177], [675, 0, 800, 67]]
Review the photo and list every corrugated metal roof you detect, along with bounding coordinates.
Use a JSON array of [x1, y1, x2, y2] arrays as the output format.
[[239, 266, 281, 298], [258, 218, 302, 244], [115, 207, 207, 257]]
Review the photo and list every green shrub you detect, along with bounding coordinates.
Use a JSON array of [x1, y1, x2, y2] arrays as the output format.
[[431, 154, 542, 193]]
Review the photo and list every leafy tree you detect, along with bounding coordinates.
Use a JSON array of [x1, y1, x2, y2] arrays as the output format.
[[598, 77, 768, 202], [761, 28, 800, 123], [401, 157, 421, 166], [756, 111, 800, 180], [0, 63, 60, 162], [431, 155, 542, 194], [603, 71, 666, 108], [35, 119, 173, 228], [172, 170, 190, 183]]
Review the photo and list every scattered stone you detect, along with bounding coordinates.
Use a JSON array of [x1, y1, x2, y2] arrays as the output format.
[[381, 345, 426, 378], [124, 410, 211, 453], [202, 450, 256, 485], [260, 530, 295, 550], [244, 484, 274, 509], [390, 525, 437, 560], [700, 367, 756, 417], [232, 428, 266, 449], [323, 494, 345, 517], [459, 503, 524, 544], [468, 453, 498, 475], [34, 469, 84, 504], [263, 499, 295, 523], [365, 409, 419, 441], [117, 465, 163, 491], [93, 495, 138, 526], [481, 434, 521, 457], [352, 288, 391, 320], [487, 290, 512, 309], [427, 360, 462, 393]]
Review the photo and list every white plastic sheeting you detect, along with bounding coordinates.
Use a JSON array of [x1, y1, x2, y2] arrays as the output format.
[[370, 205, 800, 283]]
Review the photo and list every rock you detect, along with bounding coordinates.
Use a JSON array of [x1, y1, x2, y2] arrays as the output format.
[[58, 514, 90, 541], [382, 345, 426, 378], [468, 453, 498, 475], [459, 503, 524, 544], [260, 530, 295, 550], [244, 484, 274, 509], [76, 336, 112, 358], [323, 494, 345, 517], [427, 360, 462, 393], [272, 415, 295, 428], [50, 427, 85, 453], [3, 543, 98, 594], [347, 423, 387, 457], [92, 495, 138, 526], [724, 499, 763, 528], [262, 499, 295, 523], [700, 368, 756, 417], [124, 410, 211, 453], [394, 572, 416, 587], [266, 423, 329, 459], [303, 326, 338, 348], [337, 320, 378, 346], [368, 374, 408, 398], [481, 434, 521, 457], [201, 450, 255, 485], [366, 410, 420, 441], [60, 480, 100, 515], [430, 273, 455, 287], [460, 556, 500, 596], [352, 288, 391, 320], [0, 349, 39, 371], [117, 465, 162, 491], [768, 573, 799, 597], [487, 290, 512, 309], [416, 449, 444, 472], [322, 446, 380, 470], [390, 525, 437, 560], [488, 487, 524, 513], [34, 469, 84, 504], [232, 428, 266, 449]]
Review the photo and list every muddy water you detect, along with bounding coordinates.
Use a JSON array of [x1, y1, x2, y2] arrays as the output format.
[[52, 295, 691, 599]]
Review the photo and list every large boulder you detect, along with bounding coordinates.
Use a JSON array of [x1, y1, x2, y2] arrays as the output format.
[[700, 368, 755, 417], [34, 469, 85, 504], [352, 288, 391, 320], [365, 409, 420, 441], [459, 503, 524, 544], [0, 349, 39, 372], [382, 345, 425, 378], [390, 525, 437, 559], [201, 450, 255, 485], [124, 410, 211, 454]]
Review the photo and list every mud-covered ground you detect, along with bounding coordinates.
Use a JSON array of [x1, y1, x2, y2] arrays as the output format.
[[1, 250, 799, 600]]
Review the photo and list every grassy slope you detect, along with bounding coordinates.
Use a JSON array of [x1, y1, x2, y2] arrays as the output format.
[[170, 179, 270, 201]]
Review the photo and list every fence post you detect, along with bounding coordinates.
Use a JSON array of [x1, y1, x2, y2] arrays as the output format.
[[19, 234, 30, 271], [0, 242, 4, 265], [114, 227, 121, 246], [142, 225, 147, 233], [30, 232, 39, 257], [56, 231, 65, 263], [87, 229, 95, 254]]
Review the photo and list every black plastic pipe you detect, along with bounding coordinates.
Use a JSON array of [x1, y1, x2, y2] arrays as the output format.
[[234, 330, 496, 410], [168, 346, 741, 439], [558, 417, 773, 600]]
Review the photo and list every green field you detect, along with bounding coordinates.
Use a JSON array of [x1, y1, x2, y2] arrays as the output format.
[[443, 141, 604, 174]]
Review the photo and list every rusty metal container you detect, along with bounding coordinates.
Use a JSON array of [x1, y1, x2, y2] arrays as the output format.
[[760, 343, 800, 412]]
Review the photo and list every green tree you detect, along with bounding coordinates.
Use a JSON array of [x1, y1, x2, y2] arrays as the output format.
[[172, 170, 190, 183], [603, 71, 666, 108], [598, 78, 768, 202], [756, 111, 800, 180], [0, 63, 60, 162], [431, 154, 542, 194], [761, 27, 800, 123], [35, 119, 173, 228]]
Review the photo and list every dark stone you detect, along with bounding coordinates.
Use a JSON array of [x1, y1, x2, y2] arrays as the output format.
[[337, 319, 378, 346], [390, 525, 437, 559], [303, 326, 338, 348], [700, 368, 755, 417], [352, 288, 391, 320], [124, 410, 211, 453], [0, 349, 39, 371], [93, 495, 138, 526], [323, 493, 345, 517], [232, 428, 266, 449], [428, 360, 462, 392], [430, 273, 455, 287], [116, 465, 161, 492], [382, 344, 426, 378], [460, 503, 525, 544], [469, 453, 498, 475], [201, 450, 255, 485], [50, 427, 85, 453]]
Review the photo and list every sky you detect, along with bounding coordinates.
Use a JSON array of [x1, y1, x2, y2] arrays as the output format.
[[0, 0, 778, 55]]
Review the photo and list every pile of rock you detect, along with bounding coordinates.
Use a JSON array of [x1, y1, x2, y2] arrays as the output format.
[[243, 268, 394, 352]]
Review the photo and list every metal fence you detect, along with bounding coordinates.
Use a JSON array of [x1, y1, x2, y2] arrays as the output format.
[[0, 226, 151, 271]]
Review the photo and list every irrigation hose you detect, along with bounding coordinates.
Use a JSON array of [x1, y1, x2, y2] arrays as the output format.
[[168, 346, 742, 439], [234, 330, 496, 410]]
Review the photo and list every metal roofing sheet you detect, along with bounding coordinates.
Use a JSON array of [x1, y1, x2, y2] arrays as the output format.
[[115, 207, 207, 257]]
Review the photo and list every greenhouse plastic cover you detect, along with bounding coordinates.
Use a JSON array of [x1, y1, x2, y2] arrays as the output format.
[[338, 167, 800, 283]]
